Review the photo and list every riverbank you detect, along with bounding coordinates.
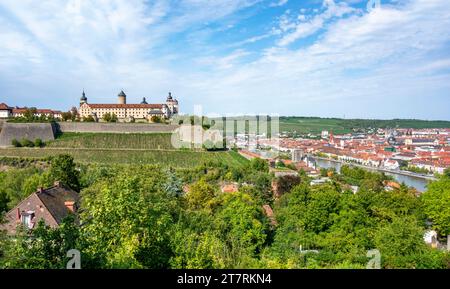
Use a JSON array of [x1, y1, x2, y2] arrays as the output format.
[[313, 156, 437, 181]]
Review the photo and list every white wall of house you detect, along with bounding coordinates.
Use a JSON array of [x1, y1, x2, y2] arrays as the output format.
[[0, 110, 11, 118]]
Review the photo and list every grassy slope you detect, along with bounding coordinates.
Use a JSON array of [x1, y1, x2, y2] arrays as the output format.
[[0, 148, 247, 168], [47, 132, 175, 150], [0, 132, 250, 168]]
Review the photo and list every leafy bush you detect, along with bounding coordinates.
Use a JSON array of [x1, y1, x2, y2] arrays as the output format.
[[151, 116, 162, 123], [11, 139, 21, 147], [34, 138, 44, 147], [20, 139, 34, 147]]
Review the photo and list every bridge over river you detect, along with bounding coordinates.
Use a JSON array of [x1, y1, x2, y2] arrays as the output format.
[[312, 157, 437, 192]]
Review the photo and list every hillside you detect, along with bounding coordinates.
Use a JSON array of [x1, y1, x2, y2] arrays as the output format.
[[0, 132, 249, 168], [47, 132, 175, 150], [280, 117, 450, 134], [0, 148, 248, 168]]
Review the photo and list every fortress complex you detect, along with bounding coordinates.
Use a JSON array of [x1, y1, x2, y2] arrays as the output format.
[[78, 90, 179, 122]]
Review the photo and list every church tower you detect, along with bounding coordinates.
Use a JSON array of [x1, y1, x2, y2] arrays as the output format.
[[118, 90, 127, 104], [165, 92, 179, 117], [80, 90, 87, 106]]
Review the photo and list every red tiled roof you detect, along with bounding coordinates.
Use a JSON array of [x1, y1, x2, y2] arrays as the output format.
[[13, 108, 61, 114], [86, 104, 164, 109], [0, 103, 12, 110], [221, 184, 239, 193]]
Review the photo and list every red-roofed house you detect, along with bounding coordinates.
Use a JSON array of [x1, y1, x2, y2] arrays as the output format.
[[0, 181, 79, 235], [0, 103, 12, 118]]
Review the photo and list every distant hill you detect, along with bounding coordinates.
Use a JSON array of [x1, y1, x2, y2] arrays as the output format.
[[280, 117, 450, 135]]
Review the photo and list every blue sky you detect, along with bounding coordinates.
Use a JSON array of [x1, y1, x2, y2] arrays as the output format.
[[0, 0, 449, 120]]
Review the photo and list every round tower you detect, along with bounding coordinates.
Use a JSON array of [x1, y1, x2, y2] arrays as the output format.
[[118, 90, 127, 104]]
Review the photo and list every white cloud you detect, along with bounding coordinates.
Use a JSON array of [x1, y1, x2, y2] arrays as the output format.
[[277, 0, 358, 46], [0, 0, 449, 119], [178, 0, 450, 119], [270, 0, 288, 7]]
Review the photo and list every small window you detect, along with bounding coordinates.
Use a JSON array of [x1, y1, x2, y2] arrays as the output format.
[[21, 211, 35, 229]]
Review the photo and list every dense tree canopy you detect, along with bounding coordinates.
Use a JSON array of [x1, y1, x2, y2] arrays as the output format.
[[422, 174, 450, 236], [0, 155, 448, 269]]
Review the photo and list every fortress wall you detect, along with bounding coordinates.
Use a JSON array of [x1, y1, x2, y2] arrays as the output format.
[[55, 122, 179, 134], [0, 123, 55, 147]]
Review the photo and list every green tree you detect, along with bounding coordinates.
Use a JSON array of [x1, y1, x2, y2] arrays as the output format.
[[102, 113, 111, 122], [186, 179, 216, 210], [213, 192, 267, 267], [422, 175, 450, 236], [110, 113, 118, 122], [24, 108, 37, 122], [0, 190, 9, 213], [0, 216, 79, 269], [61, 111, 72, 122], [0, 168, 40, 208], [49, 154, 80, 191], [373, 216, 444, 268], [248, 158, 269, 173], [79, 173, 176, 268], [83, 115, 95, 122], [151, 116, 162, 123]]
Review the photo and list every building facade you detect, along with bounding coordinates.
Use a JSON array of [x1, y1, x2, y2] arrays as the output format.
[[0, 103, 12, 118], [1, 103, 62, 119], [78, 90, 179, 122], [12, 108, 62, 119]]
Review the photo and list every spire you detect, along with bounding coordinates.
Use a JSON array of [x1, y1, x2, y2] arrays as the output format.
[[80, 89, 87, 101], [118, 90, 126, 97], [167, 92, 173, 101], [141, 97, 148, 104]]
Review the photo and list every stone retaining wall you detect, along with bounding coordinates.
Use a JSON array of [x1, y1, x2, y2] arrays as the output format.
[[0, 123, 55, 147], [55, 122, 179, 133]]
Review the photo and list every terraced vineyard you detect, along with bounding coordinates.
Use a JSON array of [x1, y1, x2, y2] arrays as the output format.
[[47, 132, 175, 150], [0, 148, 248, 168]]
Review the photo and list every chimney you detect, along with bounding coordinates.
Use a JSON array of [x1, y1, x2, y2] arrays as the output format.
[[16, 208, 21, 222], [54, 181, 61, 187], [38, 187, 44, 193], [65, 201, 75, 213]]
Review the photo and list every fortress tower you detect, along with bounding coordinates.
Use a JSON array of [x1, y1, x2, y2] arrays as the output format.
[[118, 90, 127, 104]]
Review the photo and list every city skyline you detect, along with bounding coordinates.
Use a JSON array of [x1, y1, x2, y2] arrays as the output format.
[[1, 0, 450, 120]]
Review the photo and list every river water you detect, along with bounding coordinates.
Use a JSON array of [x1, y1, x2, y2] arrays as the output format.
[[315, 159, 431, 192]]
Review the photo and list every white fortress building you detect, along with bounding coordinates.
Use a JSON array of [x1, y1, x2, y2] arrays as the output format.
[[78, 90, 179, 122]]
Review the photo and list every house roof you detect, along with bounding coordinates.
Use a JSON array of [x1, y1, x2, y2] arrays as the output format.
[[12, 108, 61, 114], [0, 103, 12, 110], [1, 182, 80, 234], [35, 183, 79, 225]]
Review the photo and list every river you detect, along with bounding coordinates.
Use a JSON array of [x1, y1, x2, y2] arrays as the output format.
[[314, 158, 432, 192]]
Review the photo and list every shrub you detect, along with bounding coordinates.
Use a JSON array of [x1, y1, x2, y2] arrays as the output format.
[[12, 139, 22, 147], [21, 139, 34, 147], [151, 116, 162, 123], [34, 138, 44, 147]]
